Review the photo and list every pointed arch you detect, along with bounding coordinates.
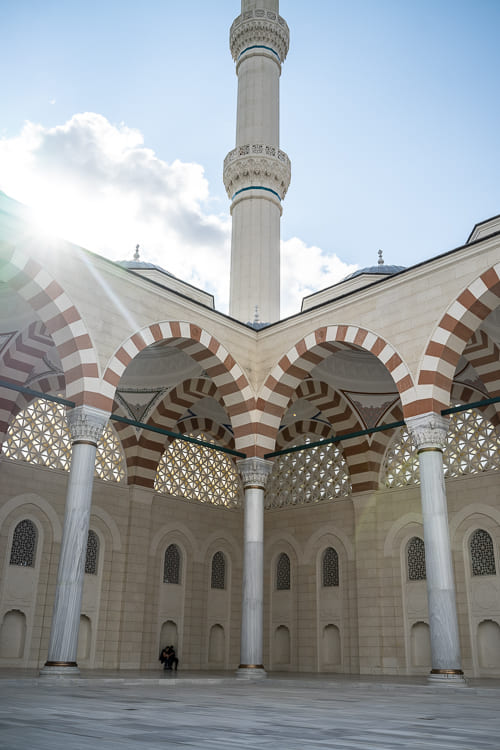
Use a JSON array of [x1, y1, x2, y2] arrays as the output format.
[[417, 264, 500, 414], [101, 322, 254, 452], [129, 377, 234, 487], [256, 325, 415, 457]]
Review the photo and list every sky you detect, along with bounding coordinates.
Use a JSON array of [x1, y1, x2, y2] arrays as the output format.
[[2, 0, 500, 318]]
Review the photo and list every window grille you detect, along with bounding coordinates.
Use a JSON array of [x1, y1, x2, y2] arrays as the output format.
[[383, 409, 500, 488], [85, 530, 99, 575], [4, 399, 125, 482], [407, 536, 426, 581], [211, 551, 226, 589], [276, 552, 291, 590], [9, 519, 37, 567], [322, 547, 339, 587], [470, 529, 496, 576], [154, 433, 241, 507], [265, 436, 351, 508], [164, 544, 181, 584]]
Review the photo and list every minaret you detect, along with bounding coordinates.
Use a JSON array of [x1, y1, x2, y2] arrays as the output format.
[[224, 0, 291, 324]]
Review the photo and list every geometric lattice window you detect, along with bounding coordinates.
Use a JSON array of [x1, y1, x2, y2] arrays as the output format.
[[322, 547, 339, 587], [5, 399, 71, 471], [4, 399, 125, 482], [95, 424, 126, 483], [407, 536, 426, 581], [382, 427, 418, 487], [85, 530, 99, 575], [211, 551, 226, 590], [265, 435, 351, 508], [382, 408, 500, 488], [470, 529, 496, 576], [154, 433, 242, 508], [9, 519, 37, 567], [163, 543, 181, 584], [276, 552, 291, 590]]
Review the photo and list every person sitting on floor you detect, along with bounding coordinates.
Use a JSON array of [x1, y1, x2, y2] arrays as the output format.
[[159, 646, 169, 669], [165, 645, 179, 671]]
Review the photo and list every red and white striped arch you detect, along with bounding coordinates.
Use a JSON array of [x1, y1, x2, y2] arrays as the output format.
[[256, 325, 415, 457], [417, 264, 500, 414], [175, 418, 235, 450], [289, 379, 399, 493], [102, 321, 254, 454], [463, 329, 500, 400], [129, 377, 232, 487], [0, 248, 100, 406], [276, 419, 332, 449]]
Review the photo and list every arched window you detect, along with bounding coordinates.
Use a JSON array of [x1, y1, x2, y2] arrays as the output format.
[[9, 519, 37, 567], [85, 530, 99, 575], [470, 529, 496, 576], [164, 544, 181, 584], [5, 399, 125, 481], [407, 536, 426, 581], [265, 436, 351, 507], [322, 547, 339, 587], [211, 551, 226, 590], [276, 552, 291, 590], [154, 433, 242, 507]]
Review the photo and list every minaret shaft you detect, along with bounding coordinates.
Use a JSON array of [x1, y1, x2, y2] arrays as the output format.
[[236, 56, 279, 146], [224, 1, 290, 324]]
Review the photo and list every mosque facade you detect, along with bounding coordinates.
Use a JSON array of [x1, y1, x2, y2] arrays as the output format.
[[1, 0, 500, 682]]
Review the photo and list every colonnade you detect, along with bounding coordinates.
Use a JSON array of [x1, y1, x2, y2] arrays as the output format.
[[40, 406, 466, 685]]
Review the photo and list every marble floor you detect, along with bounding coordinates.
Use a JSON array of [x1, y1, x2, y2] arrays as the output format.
[[1, 671, 500, 749]]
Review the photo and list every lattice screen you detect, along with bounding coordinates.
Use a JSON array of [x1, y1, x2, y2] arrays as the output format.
[[4, 399, 126, 482], [154, 433, 242, 507], [383, 409, 500, 488], [265, 436, 351, 508]]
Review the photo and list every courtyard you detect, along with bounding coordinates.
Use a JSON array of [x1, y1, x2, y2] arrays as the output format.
[[1, 672, 499, 749]]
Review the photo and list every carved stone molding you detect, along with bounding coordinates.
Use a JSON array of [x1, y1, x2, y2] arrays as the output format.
[[67, 405, 108, 445], [223, 145, 291, 201], [237, 457, 273, 490], [406, 412, 449, 451], [230, 9, 289, 63]]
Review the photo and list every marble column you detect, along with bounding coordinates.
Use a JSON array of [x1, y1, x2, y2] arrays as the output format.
[[40, 405, 108, 676], [406, 412, 466, 685], [237, 457, 273, 679]]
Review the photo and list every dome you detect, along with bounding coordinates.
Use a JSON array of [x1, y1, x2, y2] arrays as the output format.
[[342, 264, 406, 281]]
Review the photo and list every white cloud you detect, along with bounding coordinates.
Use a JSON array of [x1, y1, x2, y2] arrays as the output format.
[[0, 113, 356, 317], [281, 237, 357, 318], [0, 113, 232, 307]]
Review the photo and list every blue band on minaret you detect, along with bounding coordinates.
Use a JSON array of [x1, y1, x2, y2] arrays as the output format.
[[232, 186, 282, 201], [238, 45, 280, 62]]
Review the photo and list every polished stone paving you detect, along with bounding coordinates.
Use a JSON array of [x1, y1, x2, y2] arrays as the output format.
[[1, 670, 500, 749]]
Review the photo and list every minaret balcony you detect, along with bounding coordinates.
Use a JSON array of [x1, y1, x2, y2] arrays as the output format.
[[223, 144, 291, 203], [230, 8, 289, 65]]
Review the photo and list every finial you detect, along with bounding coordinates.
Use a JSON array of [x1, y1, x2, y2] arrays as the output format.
[[253, 305, 260, 324], [133, 244, 140, 261], [378, 249, 384, 265]]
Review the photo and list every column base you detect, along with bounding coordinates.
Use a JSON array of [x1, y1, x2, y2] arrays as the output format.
[[427, 669, 467, 687], [236, 664, 267, 680], [39, 661, 80, 677]]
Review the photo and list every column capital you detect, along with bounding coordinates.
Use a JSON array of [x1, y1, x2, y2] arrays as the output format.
[[237, 457, 273, 489], [67, 405, 109, 446], [406, 412, 449, 452]]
